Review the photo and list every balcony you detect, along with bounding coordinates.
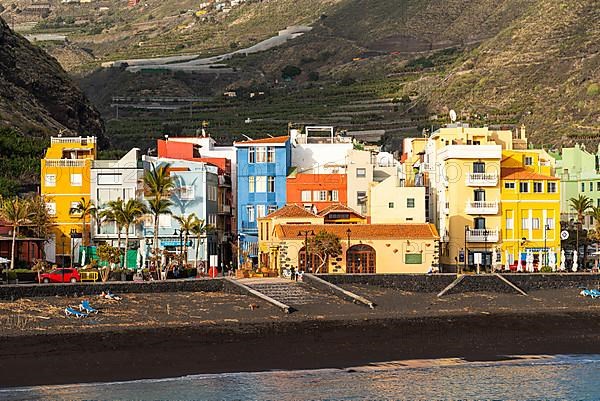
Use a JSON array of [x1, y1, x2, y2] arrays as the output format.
[[51, 136, 96, 145], [45, 159, 86, 167], [218, 205, 232, 214], [465, 200, 499, 215], [466, 172, 498, 186], [466, 228, 499, 242]]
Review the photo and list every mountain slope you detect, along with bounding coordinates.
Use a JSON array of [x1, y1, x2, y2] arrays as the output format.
[[0, 17, 105, 144]]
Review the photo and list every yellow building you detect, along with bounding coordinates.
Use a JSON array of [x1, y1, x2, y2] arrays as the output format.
[[258, 204, 439, 274], [41, 136, 97, 265], [500, 150, 560, 270]]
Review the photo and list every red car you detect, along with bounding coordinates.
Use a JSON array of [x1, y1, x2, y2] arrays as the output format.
[[38, 268, 80, 283]]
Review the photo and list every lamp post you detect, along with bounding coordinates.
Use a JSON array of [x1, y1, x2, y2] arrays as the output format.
[[297, 229, 315, 273], [346, 228, 351, 248], [69, 228, 78, 271], [464, 225, 469, 273], [61, 234, 67, 268], [483, 229, 489, 274]]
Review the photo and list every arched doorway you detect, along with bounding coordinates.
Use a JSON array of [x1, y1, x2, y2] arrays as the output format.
[[346, 244, 376, 273], [298, 247, 323, 273]]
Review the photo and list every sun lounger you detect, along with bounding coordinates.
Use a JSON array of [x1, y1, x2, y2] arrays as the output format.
[[103, 290, 122, 301], [79, 300, 98, 314], [65, 307, 88, 318], [580, 289, 600, 299]]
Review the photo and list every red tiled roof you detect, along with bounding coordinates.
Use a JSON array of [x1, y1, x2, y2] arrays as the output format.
[[318, 203, 365, 218], [501, 168, 559, 181], [234, 136, 289, 146], [263, 204, 318, 219], [275, 223, 439, 240]]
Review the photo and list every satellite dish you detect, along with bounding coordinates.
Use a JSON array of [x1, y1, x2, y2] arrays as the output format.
[[449, 109, 457, 122]]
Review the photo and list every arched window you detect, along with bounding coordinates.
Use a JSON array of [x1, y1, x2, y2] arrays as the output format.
[[346, 244, 376, 273], [298, 247, 323, 273]]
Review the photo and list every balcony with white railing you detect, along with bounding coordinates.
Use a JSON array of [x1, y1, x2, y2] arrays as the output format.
[[45, 159, 86, 167], [466, 172, 498, 186], [466, 228, 499, 242], [465, 200, 499, 215], [51, 136, 96, 145]]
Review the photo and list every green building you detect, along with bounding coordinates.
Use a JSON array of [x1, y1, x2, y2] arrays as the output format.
[[556, 144, 600, 228]]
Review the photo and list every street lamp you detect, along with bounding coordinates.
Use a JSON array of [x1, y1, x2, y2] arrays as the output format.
[[297, 229, 315, 273], [482, 229, 489, 274], [544, 224, 550, 267], [346, 228, 351, 248], [173, 229, 184, 268], [61, 233, 67, 268], [69, 228, 78, 270]]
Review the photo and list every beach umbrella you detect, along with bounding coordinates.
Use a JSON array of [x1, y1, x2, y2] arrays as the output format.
[[560, 249, 566, 271], [572, 250, 578, 272], [81, 247, 87, 266], [548, 249, 556, 272], [504, 250, 510, 272]]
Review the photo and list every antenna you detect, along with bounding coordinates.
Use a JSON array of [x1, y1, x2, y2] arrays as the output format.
[[266, 134, 274, 138], [242, 134, 253, 141], [449, 109, 457, 123]]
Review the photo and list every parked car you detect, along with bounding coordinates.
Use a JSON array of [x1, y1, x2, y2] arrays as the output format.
[[38, 268, 80, 283]]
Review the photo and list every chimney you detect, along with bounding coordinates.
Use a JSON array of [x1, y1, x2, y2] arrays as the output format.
[[520, 124, 526, 140]]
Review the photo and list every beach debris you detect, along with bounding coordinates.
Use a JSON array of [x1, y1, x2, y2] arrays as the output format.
[[167, 304, 170, 315], [249, 303, 259, 310], [101, 291, 122, 301]]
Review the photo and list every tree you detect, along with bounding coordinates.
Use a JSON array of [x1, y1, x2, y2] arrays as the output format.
[[0, 197, 32, 270], [69, 197, 96, 246], [307, 230, 342, 273], [26, 195, 55, 258], [569, 194, 593, 225], [96, 244, 121, 282], [589, 206, 600, 244], [173, 213, 199, 265], [99, 199, 125, 261], [190, 216, 211, 270], [119, 199, 147, 269], [281, 65, 301, 80], [144, 163, 175, 274]]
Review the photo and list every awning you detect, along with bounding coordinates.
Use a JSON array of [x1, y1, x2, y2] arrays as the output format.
[[160, 240, 193, 247]]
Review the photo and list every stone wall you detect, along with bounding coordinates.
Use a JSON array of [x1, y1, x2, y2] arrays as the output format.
[[0, 278, 232, 300], [317, 274, 456, 292], [501, 273, 600, 292]]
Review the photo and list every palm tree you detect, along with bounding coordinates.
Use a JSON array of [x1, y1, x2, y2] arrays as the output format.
[[173, 213, 199, 264], [569, 194, 593, 226], [190, 217, 211, 270], [0, 197, 31, 270], [69, 197, 97, 246], [101, 199, 125, 266], [120, 199, 147, 269], [144, 163, 174, 271]]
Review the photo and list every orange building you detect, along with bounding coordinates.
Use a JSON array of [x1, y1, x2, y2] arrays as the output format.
[[286, 172, 347, 213]]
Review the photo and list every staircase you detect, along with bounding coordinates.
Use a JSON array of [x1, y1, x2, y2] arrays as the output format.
[[242, 279, 334, 306]]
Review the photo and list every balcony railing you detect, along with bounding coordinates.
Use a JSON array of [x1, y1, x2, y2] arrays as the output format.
[[45, 159, 86, 167], [465, 200, 499, 215], [51, 136, 96, 145], [466, 228, 499, 242], [218, 205, 232, 214], [466, 173, 498, 186]]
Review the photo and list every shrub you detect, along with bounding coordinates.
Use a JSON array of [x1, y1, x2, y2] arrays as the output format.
[[587, 83, 599, 97], [307, 71, 319, 81], [281, 65, 302, 80]]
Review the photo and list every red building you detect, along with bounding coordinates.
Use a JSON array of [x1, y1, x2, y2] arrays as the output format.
[[0, 222, 45, 267], [286, 173, 347, 213]]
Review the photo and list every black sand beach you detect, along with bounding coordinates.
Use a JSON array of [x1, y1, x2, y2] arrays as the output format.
[[2, 287, 600, 387]]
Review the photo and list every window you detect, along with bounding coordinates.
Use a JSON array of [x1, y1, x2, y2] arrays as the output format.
[[591, 182, 595, 192], [267, 205, 277, 214], [248, 148, 255, 163], [406, 217, 413, 221], [356, 168, 366, 178], [267, 176, 275, 193], [590, 216, 595, 225], [521, 218, 529, 229], [474, 217, 486, 229], [208, 186, 218, 201], [45, 174, 56, 187], [504, 182, 515, 189], [524, 156, 533, 166], [256, 147, 267, 163], [546, 218, 555, 229], [301, 191, 311, 202], [318, 191, 327, 201], [582, 183, 585, 192], [70, 173, 82, 186], [246, 205, 255, 222], [357, 191, 366, 204], [267, 147, 275, 163], [331, 190, 339, 202], [255, 176, 267, 192], [407, 198, 415, 208], [597, 182, 600, 191], [474, 189, 485, 201], [506, 218, 514, 230], [533, 182, 543, 193], [547, 182, 557, 193], [159, 214, 172, 227], [179, 186, 195, 200], [532, 218, 540, 230], [256, 204, 266, 218], [519, 182, 529, 193], [97, 174, 121, 185], [46, 202, 56, 216], [472, 162, 485, 174], [598, 199, 600, 208], [248, 176, 255, 192], [69, 202, 80, 215], [389, 202, 395, 208]]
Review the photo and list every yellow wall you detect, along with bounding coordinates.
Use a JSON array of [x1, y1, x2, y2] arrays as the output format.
[[369, 178, 426, 223], [41, 137, 96, 258]]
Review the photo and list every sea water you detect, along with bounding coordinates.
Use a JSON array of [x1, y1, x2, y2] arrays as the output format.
[[2, 354, 600, 400]]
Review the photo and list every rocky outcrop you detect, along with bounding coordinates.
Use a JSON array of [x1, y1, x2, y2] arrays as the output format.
[[0, 17, 106, 145]]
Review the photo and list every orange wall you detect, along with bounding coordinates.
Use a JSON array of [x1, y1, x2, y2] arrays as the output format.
[[286, 174, 347, 212], [157, 140, 230, 173]]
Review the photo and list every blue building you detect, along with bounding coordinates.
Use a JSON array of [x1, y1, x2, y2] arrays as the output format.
[[234, 136, 291, 265], [142, 156, 220, 270]]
